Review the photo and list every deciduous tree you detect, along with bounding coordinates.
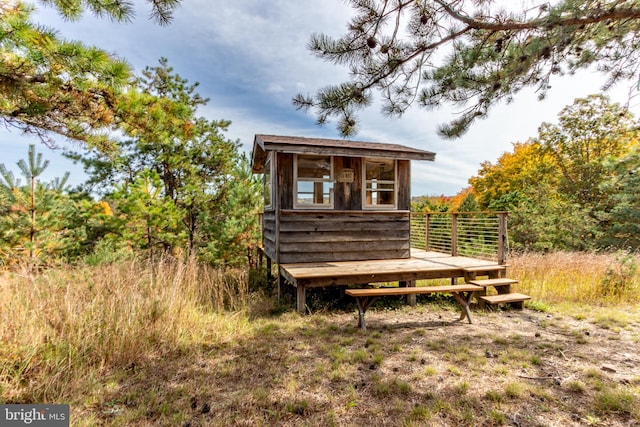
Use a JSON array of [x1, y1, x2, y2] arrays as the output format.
[[598, 145, 640, 248], [538, 94, 636, 207], [469, 140, 555, 210], [470, 95, 640, 250]]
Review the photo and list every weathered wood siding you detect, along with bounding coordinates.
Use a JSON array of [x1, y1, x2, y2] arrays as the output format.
[[334, 157, 363, 210], [262, 210, 277, 261], [277, 210, 410, 263], [397, 160, 410, 211], [278, 153, 294, 210]]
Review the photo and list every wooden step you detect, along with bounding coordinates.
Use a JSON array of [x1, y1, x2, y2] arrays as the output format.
[[479, 293, 531, 305], [468, 278, 518, 288], [463, 265, 506, 273]]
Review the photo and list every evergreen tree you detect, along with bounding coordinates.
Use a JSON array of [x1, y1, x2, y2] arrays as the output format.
[[109, 169, 186, 262], [294, 0, 640, 137], [68, 59, 253, 263], [35, 0, 181, 25], [1, 3, 129, 149], [599, 145, 640, 248], [0, 144, 81, 266], [1, 0, 181, 149], [200, 154, 263, 266]]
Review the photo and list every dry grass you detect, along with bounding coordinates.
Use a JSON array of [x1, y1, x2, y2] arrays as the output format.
[[510, 251, 640, 305], [0, 252, 639, 426], [0, 257, 254, 406]]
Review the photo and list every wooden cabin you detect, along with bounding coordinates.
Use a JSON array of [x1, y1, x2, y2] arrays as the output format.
[[251, 134, 436, 265]]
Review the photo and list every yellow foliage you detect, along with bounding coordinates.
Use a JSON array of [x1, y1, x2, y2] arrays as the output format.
[[96, 200, 112, 216]]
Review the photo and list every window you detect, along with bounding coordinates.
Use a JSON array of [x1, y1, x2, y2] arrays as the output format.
[[264, 154, 273, 209], [364, 158, 396, 208], [294, 154, 333, 208]]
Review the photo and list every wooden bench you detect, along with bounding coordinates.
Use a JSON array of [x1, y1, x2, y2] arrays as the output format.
[[345, 284, 484, 330]]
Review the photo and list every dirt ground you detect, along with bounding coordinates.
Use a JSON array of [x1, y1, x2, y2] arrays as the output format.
[[328, 305, 640, 424], [96, 303, 640, 426]]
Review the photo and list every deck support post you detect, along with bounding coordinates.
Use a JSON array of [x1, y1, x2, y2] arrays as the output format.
[[278, 270, 286, 302], [266, 257, 272, 285], [296, 285, 306, 314], [400, 280, 417, 305]]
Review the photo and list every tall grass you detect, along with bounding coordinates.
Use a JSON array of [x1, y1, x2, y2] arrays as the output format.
[[509, 251, 640, 304], [2, 250, 638, 412], [0, 257, 253, 404]]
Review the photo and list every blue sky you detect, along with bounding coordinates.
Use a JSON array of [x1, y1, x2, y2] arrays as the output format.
[[2, 0, 640, 196]]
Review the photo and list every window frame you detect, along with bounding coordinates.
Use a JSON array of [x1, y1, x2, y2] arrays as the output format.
[[363, 158, 397, 210], [293, 154, 334, 209], [263, 152, 273, 210]]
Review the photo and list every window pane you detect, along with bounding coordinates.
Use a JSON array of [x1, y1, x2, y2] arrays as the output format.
[[367, 190, 394, 205], [295, 154, 333, 207], [264, 159, 272, 207], [297, 191, 315, 205], [365, 158, 396, 207], [297, 155, 331, 179], [296, 180, 333, 205], [322, 182, 334, 204], [298, 180, 313, 193], [365, 159, 394, 180]]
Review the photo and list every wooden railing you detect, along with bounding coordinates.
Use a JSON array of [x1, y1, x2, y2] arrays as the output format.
[[410, 212, 508, 263]]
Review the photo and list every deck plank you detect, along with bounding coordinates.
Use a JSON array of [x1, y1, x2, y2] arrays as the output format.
[[280, 248, 503, 287]]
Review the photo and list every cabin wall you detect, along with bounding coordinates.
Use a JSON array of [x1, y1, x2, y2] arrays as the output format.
[[261, 153, 413, 263], [262, 210, 277, 261], [277, 210, 410, 263]]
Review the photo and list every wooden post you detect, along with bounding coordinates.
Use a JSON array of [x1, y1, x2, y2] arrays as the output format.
[[498, 212, 507, 265], [425, 213, 431, 251], [451, 213, 458, 257], [278, 267, 285, 302], [296, 285, 306, 314], [400, 280, 417, 306]]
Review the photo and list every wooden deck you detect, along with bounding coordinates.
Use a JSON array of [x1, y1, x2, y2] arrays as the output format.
[[279, 248, 502, 288], [278, 248, 506, 312]]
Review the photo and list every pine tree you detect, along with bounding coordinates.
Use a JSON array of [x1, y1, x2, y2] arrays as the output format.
[[295, 0, 640, 137], [0, 144, 76, 266], [67, 59, 251, 262], [109, 169, 186, 262], [34, 0, 181, 25], [1, 0, 181, 149]]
